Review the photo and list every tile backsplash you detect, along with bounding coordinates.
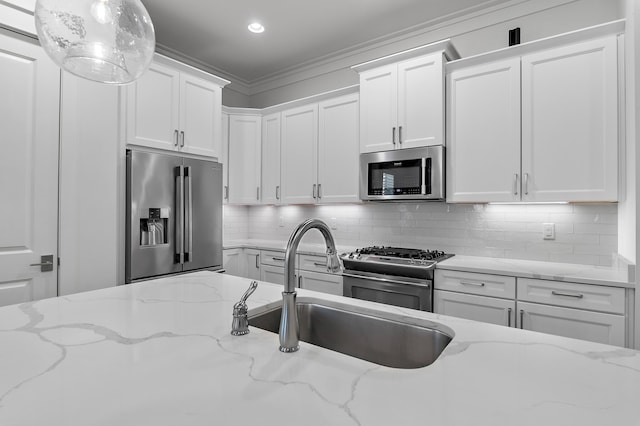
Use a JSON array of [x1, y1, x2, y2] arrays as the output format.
[[224, 203, 618, 266]]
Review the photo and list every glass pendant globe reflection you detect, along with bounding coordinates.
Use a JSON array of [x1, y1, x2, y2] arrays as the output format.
[[35, 0, 155, 84]]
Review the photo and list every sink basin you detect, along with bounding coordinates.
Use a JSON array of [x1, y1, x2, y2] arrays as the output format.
[[249, 298, 453, 369]]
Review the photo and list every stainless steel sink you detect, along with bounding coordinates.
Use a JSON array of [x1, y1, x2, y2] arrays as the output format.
[[249, 298, 453, 369]]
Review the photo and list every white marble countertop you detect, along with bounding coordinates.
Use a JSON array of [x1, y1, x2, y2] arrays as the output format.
[[1, 271, 638, 425], [225, 239, 634, 288]]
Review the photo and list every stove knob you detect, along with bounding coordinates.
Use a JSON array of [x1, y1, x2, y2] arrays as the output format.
[[356, 254, 361, 259]]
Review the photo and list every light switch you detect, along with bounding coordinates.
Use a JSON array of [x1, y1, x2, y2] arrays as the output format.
[[543, 223, 555, 240]]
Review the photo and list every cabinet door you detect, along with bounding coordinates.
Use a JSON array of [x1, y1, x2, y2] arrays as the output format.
[[228, 114, 262, 204], [222, 249, 244, 277], [261, 113, 281, 204], [447, 58, 521, 202], [221, 112, 229, 203], [0, 31, 59, 306], [126, 61, 180, 150], [260, 264, 285, 286], [281, 104, 318, 204], [434, 290, 515, 327], [299, 270, 343, 296], [317, 93, 360, 203], [517, 301, 625, 347], [244, 249, 261, 280], [521, 36, 618, 202], [179, 74, 223, 158], [359, 64, 397, 153], [397, 53, 444, 148]]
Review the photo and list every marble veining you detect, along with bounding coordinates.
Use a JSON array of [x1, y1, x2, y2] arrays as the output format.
[[0, 271, 638, 426]]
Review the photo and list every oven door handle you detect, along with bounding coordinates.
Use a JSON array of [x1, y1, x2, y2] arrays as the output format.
[[342, 272, 429, 287]]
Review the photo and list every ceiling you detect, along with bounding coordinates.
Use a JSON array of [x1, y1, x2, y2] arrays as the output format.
[[141, 0, 514, 85]]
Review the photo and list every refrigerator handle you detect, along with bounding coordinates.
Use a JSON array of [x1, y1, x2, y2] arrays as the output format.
[[175, 166, 184, 264], [184, 166, 193, 263]]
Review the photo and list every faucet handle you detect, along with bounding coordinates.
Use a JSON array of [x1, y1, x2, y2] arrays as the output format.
[[231, 281, 258, 336]]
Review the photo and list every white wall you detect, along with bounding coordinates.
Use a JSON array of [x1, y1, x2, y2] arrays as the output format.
[[226, 203, 619, 266], [247, 0, 623, 108]]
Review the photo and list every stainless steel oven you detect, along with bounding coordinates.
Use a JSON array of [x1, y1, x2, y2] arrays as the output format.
[[341, 246, 453, 312]]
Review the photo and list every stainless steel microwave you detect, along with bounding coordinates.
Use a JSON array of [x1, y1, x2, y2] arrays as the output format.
[[360, 146, 445, 201]]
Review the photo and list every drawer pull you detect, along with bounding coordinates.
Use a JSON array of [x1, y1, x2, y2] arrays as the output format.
[[313, 262, 326, 267], [272, 257, 285, 262], [519, 310, 524, 329], [551, 290, 584, 299], [507, 308, 512, 327], [461, 281, 485, 287]]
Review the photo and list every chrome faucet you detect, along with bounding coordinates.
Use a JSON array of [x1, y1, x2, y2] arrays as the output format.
[[231, 280, 258, 336], [279, 219, 341, 352]]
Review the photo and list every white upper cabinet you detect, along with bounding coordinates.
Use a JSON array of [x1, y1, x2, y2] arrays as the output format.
[[447, 26, 620, 203], [126, 56, 228, 159], [261, 113, 282, 205], [447, 58, 521, 202], [227, 113, 262, 204], [354, 42, 456, 154], [521, 37, 618, 202], [281, 104, 318, 204], [317, 93, 360, 203], [280, 92, 360, 205]]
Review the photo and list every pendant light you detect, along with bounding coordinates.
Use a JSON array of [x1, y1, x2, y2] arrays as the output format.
[[34, 0, 155, 84]]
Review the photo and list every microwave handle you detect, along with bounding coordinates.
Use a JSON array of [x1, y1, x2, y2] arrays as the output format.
[[422, 158, 433, 195]]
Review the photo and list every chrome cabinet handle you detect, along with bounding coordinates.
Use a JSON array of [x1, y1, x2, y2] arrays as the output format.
[[174, 129, 179, 147], [30, 255, 54, 272], [298, 275, 303, 288], [313, 262, 326, 267], [519, 310, 524, 329], [507, 308, 512, 327], [460, 281, 485, 287], [524, 173, 529, 195], [312, 184, 317, 199], [551, 290, 584, 299], [276, 185, 280, 200], [224, 185, 229, 200], [184, 166, 193, 263], [256, 186, 260, 201], [317, 184, 322, 199], [180, 130, 185, 148], [255, 254, 260, 269], [272, 257, 285, 262], [513, 173, 519, 196], [392, 127, 396, 145], [398, 126, 403, 144]]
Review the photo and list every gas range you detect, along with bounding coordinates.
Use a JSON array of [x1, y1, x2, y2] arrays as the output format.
[[340, 246, 453, 279]]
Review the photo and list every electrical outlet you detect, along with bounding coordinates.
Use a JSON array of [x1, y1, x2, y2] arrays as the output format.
[[330, 217, 338, 230], [542, 223, 555, 240]]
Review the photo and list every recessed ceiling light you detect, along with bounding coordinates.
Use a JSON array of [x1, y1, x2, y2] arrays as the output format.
[[248, 22, 265, 34]]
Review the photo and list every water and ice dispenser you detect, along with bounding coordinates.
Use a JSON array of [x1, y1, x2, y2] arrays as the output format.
[[140, 208, 169, 246]]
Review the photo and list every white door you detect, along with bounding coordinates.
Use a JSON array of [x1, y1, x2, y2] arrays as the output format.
[[261, 113, 281, 204], [228, 114, 262, 204], [244, 249, 261, 280], [222, 249, 244, 277], [317, 93, 360, 203], [260, 265, 285, 286], [397, 53, 444, 148], [179, 73, 222, 158], [517, 302, 625, 347], [359, 64, 397, 153], [521, 36, 618, 202], [447, 58, 521, 202], [299, 271, 343, 296], [221, 112, 229, 203], [281, 104, 318, 204], [0, 30, 59, 306], [433, 290, 515, 327], [126, 61, 180, 150]]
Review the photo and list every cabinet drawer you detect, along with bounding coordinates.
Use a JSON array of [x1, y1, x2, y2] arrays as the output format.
[[260, 250, 287, 267], [299, 254, 333, 273], [434, 269, 516, 299], [434, 290, 515, 327], [517, 278, 625, 314], [299, 270, 343, 296]]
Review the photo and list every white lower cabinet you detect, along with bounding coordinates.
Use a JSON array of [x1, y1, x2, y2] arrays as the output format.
[[517, 301, 625, 347], [260, 264, 285, 286], [434, 290, 515, 327], [299, 270, 343, 295], [244, 249, 261, 280], [222, 249, 243, 277]]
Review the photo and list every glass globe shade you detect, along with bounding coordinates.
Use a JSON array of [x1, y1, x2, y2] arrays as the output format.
[[35, 0, 155, 84]]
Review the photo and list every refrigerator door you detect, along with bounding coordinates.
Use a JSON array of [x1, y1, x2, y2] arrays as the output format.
[[126, 150, 183, 282], [183, 158, 223, 272]]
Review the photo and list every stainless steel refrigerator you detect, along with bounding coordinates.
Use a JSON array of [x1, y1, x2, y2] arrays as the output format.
[[126, 149, 223, 283]]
